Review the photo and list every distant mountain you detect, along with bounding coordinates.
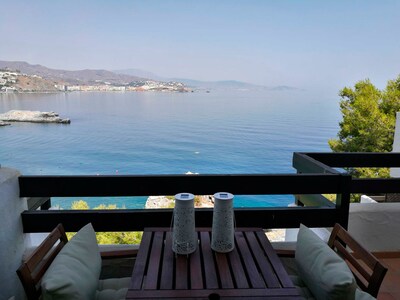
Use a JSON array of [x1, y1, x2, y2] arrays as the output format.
[[113, 69, 299, 91], [169, 79, 266, 90], [112, 70, 263, 90], [268, 85, 302, 91], [0, 61, 147, 85], [113, 68, 163, 81], [0, 61, 300, 91]]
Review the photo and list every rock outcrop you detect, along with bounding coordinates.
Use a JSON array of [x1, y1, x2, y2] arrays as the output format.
[[0, 110, 70, 124], [145, 195, 214, 209], [0, 120, 11, 126]]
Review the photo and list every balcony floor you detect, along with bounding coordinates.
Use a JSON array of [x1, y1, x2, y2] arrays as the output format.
[[378, 257, 400, 300]]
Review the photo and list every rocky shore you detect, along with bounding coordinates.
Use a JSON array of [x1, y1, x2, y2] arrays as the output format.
[[0, 120, 10, 126], [0, 110, 70, 124], [145, 195, 214, 208]]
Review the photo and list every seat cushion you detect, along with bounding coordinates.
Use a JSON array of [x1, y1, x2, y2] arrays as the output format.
[[295, 224, 357, 300], [290, 275, 316, 299], [355, 289, 376, 300], [95, 277, 131, 300], [95, 288, 128, 300], [98, 277, 131, 290], [41, 223, 102, 300]]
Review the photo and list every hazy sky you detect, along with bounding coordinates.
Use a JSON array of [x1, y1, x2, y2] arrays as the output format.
[[1, 0, 399, 91]]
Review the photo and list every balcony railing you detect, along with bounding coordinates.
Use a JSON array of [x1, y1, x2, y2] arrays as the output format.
[[17, 152, 400, 233]]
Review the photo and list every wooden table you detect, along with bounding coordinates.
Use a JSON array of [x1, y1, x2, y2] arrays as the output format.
[[126, 227, 302, 299]]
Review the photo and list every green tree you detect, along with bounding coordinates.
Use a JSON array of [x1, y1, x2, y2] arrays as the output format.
[[71, 200, 90, 209], [329, 75, 400, 179], [68, 200, 142, 244], [381, 76, 400, 124]]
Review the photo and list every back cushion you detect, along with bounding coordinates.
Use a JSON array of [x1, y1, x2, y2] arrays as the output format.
[[295, 224, 357, 300], [41, 223, 101, 300]]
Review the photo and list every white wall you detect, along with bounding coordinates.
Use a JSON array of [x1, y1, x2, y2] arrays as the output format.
[[282, 202, 400, 252], [348, 202, 400, 252], [0, 167, 26, 300]]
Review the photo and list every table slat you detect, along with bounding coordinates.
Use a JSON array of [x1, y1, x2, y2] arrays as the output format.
[[200, 231, 219, 289], [235, 231, 265, 288], [144, 231, 164, 289], [245, 231, 280, 288], [160, 231, 174, 289], [256, 231, 295, 288], [227, 246, 249, 288], [130, 230, 153, 289], [190, 233, 204, 289], [175, 254, 188, 289], [215, 252, 234, 288]]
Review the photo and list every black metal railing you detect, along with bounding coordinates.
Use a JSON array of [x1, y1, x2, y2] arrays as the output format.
[[19, 173, 351, 232], [18, 152, 400, 234], [293, 152, 400, 205]]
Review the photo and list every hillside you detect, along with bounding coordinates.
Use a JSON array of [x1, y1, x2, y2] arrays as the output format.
[[0, 61, 189, 92], [0, 61, 146, 85], [14, 75, 60, 92], [0, 60, 299, 92]]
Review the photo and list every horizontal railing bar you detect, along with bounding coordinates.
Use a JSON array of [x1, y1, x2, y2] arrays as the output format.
[[19, 174, 345, 197], [293, 153, 339, 174], [20, 207, 340, 232], [350, 178, 400, 193], [303, 152, 400, 168]]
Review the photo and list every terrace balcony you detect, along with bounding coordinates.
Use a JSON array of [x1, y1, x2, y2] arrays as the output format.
[[1, 152, 400, 299]]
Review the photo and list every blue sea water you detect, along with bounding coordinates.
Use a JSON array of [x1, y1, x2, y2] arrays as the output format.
[[0, 90, 340, 208]]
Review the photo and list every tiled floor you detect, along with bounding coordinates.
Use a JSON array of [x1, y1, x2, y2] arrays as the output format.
[[378, 257, 400, 300]]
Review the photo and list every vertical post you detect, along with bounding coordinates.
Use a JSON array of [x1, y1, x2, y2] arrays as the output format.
[[335, 174, 352, 229], [40, 198, 51, 210], [0, 167, 27, 300], [295, 171, 304, 206]]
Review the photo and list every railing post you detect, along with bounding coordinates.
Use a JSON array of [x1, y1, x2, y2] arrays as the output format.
[[294, 172, 304, 206], [336, 174, 352, 229]]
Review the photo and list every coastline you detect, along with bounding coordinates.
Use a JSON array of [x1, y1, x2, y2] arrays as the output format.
[[145, 195, 214, 208]]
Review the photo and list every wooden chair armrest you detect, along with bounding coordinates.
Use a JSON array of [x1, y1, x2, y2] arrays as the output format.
[[276, 249, 296, 257], [100, 249, 138, 259], [370, 251, 400, 259], [328, 223, 388, 297]]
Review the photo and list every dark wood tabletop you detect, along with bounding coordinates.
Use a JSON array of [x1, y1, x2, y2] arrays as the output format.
[[126, 227, 302, 299]]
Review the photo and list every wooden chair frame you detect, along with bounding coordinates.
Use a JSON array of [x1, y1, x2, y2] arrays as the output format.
[[16, 223, 138, 300], [328, 223, 388, 298], [277, 223, 388, 298], [17, 224, 68, 300]]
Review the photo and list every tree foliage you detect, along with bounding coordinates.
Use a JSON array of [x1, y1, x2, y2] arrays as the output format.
[[67, 200, 143, 244], [329, 75, 400, 179]]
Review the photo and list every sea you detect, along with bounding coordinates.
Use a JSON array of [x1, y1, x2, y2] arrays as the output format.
[[0, 90, 340, 209]]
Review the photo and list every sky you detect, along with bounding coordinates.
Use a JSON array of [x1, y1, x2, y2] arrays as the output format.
[[1, 0, 399, 92]]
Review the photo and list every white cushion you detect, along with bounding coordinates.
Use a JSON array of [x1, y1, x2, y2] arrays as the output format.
[[355, 289, 376, 300], [95, 288, 128, 300], [41, 223, 102, 300], [295, 224, 357, 300], [95, 276, 130, 300], [98, 277, 131, 290], [290, 275, 316, 299]]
